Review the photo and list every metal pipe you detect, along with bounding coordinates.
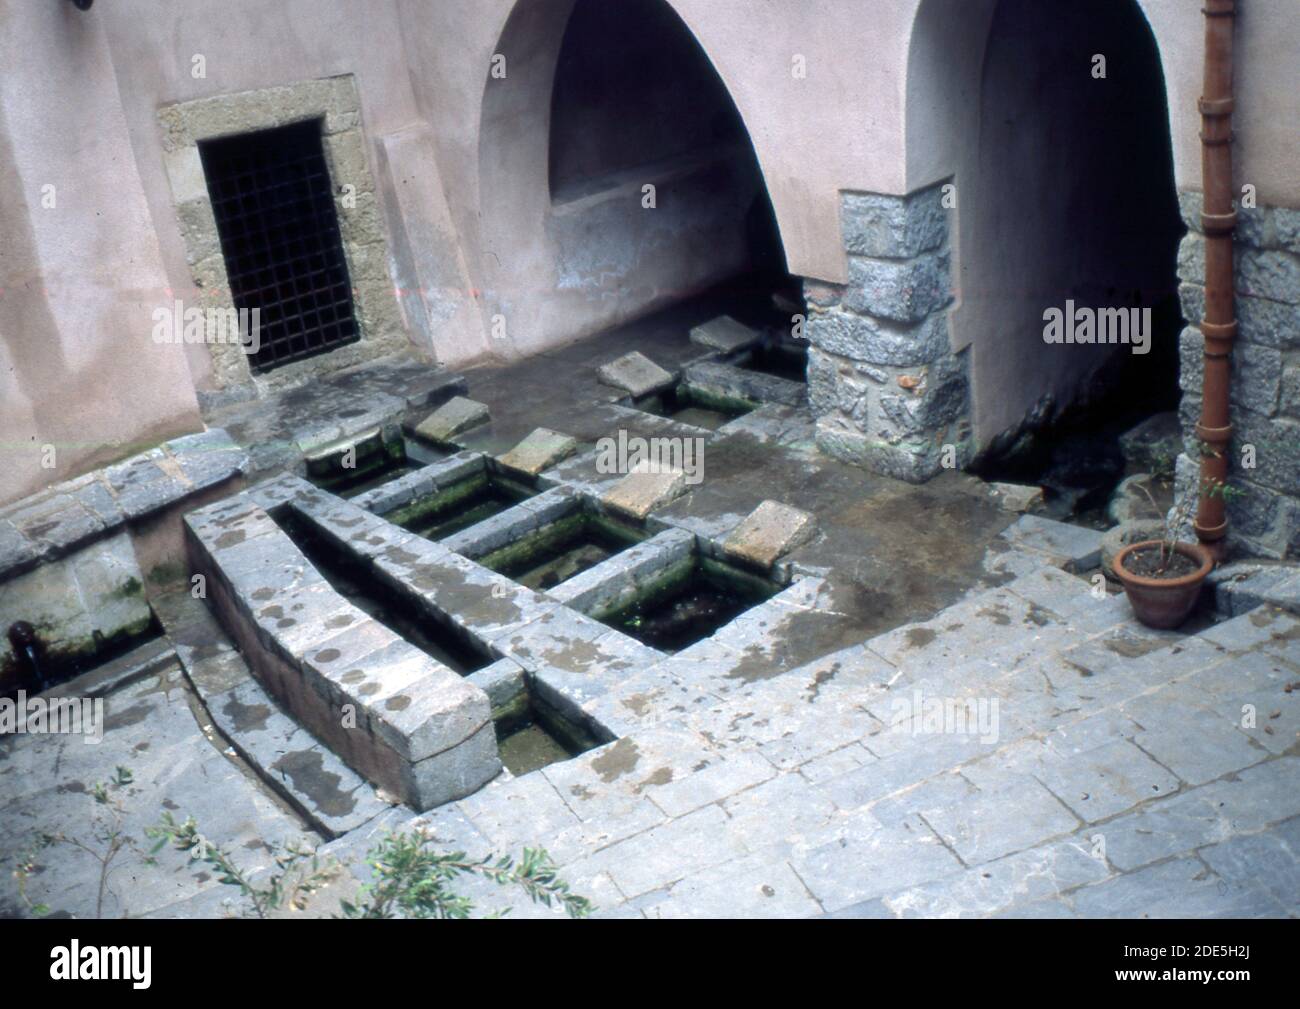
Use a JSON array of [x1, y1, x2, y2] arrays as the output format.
[[1194, 0, 1237, 561]]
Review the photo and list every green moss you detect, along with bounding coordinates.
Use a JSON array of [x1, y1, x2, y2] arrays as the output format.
[[590, 552, 695, 622], [388, 472, 489, 528], [481, 512, 587, 573], [490, 690, 533, 736], [110, 576, 145, 600], [679, 383, 759, 417], [145, 559, 189, 589]]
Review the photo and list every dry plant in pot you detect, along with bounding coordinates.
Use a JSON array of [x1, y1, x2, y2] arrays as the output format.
[[1111, 476, 1235, 629]]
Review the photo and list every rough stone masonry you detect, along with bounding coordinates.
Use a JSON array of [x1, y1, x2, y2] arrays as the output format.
[[804, 179, 973, 483], [1176, 192, 1300, 559]]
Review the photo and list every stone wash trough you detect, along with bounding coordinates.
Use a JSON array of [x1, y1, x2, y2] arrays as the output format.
[[184, 442, 811, 810]]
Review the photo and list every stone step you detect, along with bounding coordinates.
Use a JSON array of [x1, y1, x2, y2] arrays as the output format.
[[207, 676, 394, 838]]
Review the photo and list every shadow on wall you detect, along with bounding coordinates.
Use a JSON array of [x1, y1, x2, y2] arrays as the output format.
[[0, 112, 132, 505], [478, 0, 786, 356], [954, 0, 1183, 447]]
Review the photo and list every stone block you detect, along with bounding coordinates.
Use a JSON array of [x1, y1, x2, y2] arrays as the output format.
[[689, 316, 760, 353], [722, 500, 816, 568], [806, 307, 950, 367], [601, 466, 687, 520], [496, 427, 578, 476], [840, 185, 947, 260], [988, 482, 1044, 514], [843, 249, 952, 324], [1238, 248, 1300, 305], [414, 396, 490, 443], [404, 721, 501, 811], [596, 351, 675, 398]]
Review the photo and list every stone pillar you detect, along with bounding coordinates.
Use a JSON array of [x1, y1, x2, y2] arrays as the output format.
[[1176, 192, 1300, 559], [804, 180, 971, 482]]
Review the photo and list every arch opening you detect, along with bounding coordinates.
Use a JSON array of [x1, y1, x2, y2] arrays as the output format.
[[479, 0, 795, 359], [952, 0, 1184, 521]]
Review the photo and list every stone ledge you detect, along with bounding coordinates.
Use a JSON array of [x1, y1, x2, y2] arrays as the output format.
[[0, 428, 246, 581], [184, 493, 499, 810], [684, 360, 805, 408], [597, 351, 676, 398], [690, 316, 762, 354], [549, 527, 696, 617]]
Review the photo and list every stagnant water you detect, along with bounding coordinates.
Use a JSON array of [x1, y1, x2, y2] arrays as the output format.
[[496, 722, 573, 776], [484, 513, 643, 591], [278, 513, 491, 673], [636, 385, 755, 432], [605, 559, 777, 652], [401, 476, 535, 541]]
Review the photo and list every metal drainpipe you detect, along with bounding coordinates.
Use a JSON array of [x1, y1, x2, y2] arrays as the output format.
[[1193, 0, 1237, 562]]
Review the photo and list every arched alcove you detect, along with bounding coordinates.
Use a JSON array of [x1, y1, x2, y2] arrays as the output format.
[[478, 0, 789, 358], [910, 0, 1183, 507]]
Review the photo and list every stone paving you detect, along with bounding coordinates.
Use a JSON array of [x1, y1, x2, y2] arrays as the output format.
[[2, 313, 1298, 919]]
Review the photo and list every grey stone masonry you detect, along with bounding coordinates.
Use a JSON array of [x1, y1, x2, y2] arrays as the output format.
[[184, 493, 500, 811], [1175, 192, 1300, 558], [806, 180, 971, 482]]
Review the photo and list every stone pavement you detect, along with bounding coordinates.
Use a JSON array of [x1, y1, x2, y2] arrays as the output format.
[[308, 571, 1296, 918], [3, 314, 1297, 919]]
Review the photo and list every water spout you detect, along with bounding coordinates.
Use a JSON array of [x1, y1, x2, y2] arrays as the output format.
[[7, 622, 46, 692]]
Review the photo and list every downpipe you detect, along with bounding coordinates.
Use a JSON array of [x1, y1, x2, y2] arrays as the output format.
[[1194, 0, 1237, 562]]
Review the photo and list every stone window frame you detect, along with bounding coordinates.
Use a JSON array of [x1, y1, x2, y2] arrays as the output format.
[[158, 75, 404, 395]]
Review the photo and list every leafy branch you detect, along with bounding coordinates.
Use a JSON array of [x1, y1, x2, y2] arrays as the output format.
[[341, 828, 592, 919], [14, 765, 136, 918], [147, 812, 336, 918]]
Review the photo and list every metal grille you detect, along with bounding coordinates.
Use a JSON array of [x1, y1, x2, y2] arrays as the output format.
[[199, 119, 358, 373]]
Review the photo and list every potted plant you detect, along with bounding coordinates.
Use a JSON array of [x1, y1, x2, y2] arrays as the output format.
[[1111, 476, 1235, 629]]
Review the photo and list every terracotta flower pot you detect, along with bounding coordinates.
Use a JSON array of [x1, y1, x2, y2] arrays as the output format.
[[1112, 539, 1214, 629]]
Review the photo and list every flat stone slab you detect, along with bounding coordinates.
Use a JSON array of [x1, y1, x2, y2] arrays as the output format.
[[723, 500, 816, 568], [997, 514, 1103, 571], [209, 678, 392, 837], [496, 427, 578, 476], [414, 396, 490, 443], [689, 316, 761, 354], [601, 466, 687, 520], [987, 482, 1044, 514], [597, 351, 674, 398]]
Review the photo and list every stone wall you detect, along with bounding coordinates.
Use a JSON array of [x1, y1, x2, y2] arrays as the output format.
[[1175, 193, 1300, 559], [804, 181, 972, 482]]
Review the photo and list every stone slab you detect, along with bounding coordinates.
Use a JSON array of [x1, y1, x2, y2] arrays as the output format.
[[600, 466, 687, 521], [414, 396, 490, 443], [596, 351, 675, 398], [689, 316, 761, 354], [496, 427, 579, 476], [722, 499, 816, 568]]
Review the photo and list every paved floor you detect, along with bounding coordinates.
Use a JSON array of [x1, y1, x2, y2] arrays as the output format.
[[3, 310, 1297, 919]]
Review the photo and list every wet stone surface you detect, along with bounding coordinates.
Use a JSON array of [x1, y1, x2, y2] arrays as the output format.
[[5, 324, 1298, 918]]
